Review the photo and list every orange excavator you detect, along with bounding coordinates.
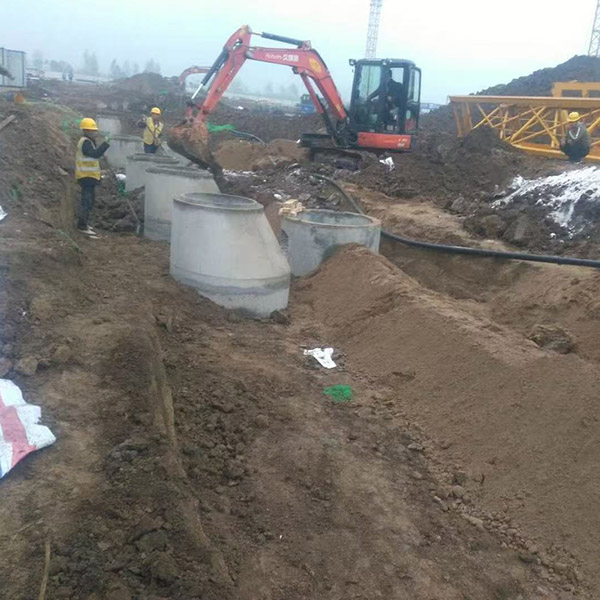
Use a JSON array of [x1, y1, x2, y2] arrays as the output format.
[[167, 25, 422, 172], [177, 65, 210, 87]]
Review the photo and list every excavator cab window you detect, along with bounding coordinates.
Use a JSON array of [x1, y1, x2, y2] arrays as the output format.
[[350, 60, 421, 136]]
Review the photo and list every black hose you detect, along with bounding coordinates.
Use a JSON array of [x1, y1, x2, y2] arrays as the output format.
[[312, 174, 600, 270]]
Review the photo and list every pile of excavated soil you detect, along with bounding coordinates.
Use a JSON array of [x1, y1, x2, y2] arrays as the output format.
[[478, 55, 600, 97], [215, 138, 308, 171], [294, 245, 600, 593], [345, 126, 547, 203], [460, 165, 600, 257], [209, 104, 322, 144], [112, 72, 177, 95], [0, 101, 80, 229]]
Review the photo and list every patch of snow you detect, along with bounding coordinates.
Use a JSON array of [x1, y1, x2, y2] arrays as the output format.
[[494, 167, 600, 231]]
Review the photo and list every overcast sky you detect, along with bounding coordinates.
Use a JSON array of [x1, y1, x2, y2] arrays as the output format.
[[2, 0, 597, 103]]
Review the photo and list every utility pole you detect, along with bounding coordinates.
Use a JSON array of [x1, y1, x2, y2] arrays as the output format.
[[589, 0, 600, 56], [365, 0, 383, 59]]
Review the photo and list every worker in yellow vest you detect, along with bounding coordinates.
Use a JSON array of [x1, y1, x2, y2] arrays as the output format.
[[138, 107, 164, 154], [75, 118, 110, 236]]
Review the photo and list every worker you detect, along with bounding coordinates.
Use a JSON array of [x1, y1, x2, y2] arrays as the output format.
[[367, 68, 404, 126], [75, 118, 110, 236], [138, 107, 164, 154], [560, 112, 590, 163]]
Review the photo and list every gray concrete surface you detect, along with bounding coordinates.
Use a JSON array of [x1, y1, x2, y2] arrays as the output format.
[[144, 166, 219, 241], [281, 209, 381, 276], [125, 154, 179, 192], [97, 115, 122, 137], [170, 192, 290, 317], [105, 134, 142, 170]]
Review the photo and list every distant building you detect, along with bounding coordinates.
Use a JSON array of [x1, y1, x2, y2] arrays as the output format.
[[0, 48, 25, 88]]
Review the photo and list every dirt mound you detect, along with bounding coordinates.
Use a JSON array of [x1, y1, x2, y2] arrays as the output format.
[[215, 138, 308, 171], [113, 72, 176, 95], [460, 165, 600, 256], [295, 245, 600, 591], [210, 103, 322, 144], [0, 101, 79, 229], [347, 126, 540, 202], [479, 55, 600, 97]]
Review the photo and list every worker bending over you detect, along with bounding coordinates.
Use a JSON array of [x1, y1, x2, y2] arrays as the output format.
[[138, 107, 164, 154], [560, 112, 590, 163], [75, 118, 109, 237]]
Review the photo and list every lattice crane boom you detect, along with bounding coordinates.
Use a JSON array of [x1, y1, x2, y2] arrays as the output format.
[[365, 0, 383, 59], [589, 0, 600, 56]]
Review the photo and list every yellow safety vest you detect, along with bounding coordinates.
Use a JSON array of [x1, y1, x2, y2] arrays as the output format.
[[143, 116, 163, 146], [75, 137, 101, 181]]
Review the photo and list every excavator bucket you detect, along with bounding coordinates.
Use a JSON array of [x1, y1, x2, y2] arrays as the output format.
[[166, 119, 223, 182]]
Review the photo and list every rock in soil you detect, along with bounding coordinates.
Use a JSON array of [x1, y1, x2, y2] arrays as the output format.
[[15, 356, 38, 376], [528, 324, 576, 354], [0, 357, 13, 377]]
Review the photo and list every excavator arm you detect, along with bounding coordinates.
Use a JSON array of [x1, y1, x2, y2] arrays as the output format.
[[168, 25, 348, 171], [191, 25, 347, 120], [178, 65, 210, 86]]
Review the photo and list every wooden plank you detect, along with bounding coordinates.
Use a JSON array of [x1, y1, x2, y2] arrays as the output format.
[[0, 115, 16, 132]]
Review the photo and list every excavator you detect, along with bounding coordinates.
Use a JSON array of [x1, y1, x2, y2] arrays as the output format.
[[167, 25, 422, 172]]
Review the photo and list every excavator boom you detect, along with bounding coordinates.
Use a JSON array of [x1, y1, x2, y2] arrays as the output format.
[[167, 25, 349, 169]]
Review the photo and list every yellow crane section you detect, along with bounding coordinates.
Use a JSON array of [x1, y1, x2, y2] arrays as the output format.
[[449, 95, 600, 161]]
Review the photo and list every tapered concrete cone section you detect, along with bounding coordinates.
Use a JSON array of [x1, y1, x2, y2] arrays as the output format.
[[281, 209, 381, 276], [170, 192, 290, 317], [144, 166, 220, 241], [105, 135, 142, 170], [125, 154, 179, 192]]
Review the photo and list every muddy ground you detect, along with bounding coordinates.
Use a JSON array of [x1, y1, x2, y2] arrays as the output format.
[[1, 80, 600, 599]]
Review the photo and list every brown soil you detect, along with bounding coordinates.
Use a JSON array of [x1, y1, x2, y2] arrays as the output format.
[[215, 139, 308, 171], [0, 203, 576, 600], [478, 55, 600, 97], [294, 246, 600, 594]]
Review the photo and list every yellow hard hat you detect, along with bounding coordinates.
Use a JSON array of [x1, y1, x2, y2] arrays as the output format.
[[568, 111, 580, 123], [150, 107, 162, 115], [79, 117, 98, 131]]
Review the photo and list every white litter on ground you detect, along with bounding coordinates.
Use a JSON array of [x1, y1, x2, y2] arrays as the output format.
[[0, 379, 56, 479], [303, 347, 337, 369], [0, 206, 6, 222], [495, 167, 600, 231], [379, 157, 395, 172]]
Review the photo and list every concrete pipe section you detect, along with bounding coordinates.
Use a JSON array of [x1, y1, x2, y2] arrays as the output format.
[[281, 209, 381, 276], [144, 166, 220, 241], [96, 115, 122, 136], [105, 135, 143, 170], [125, 154, 179, 192], [170, 192, 290, 317]]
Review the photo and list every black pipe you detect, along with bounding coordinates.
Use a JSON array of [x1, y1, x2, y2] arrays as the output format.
[[311, 174, 600, 270]]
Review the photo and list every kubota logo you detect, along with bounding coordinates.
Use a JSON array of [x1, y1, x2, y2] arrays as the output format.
[[309, 58, 322, 73]]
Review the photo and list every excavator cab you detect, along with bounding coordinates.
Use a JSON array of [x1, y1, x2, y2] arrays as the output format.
[[348, 59, 421, 150]]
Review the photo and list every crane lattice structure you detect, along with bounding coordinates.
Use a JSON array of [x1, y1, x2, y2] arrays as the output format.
[[365, 0, 383, 59], [589, 0, 600, 56]]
